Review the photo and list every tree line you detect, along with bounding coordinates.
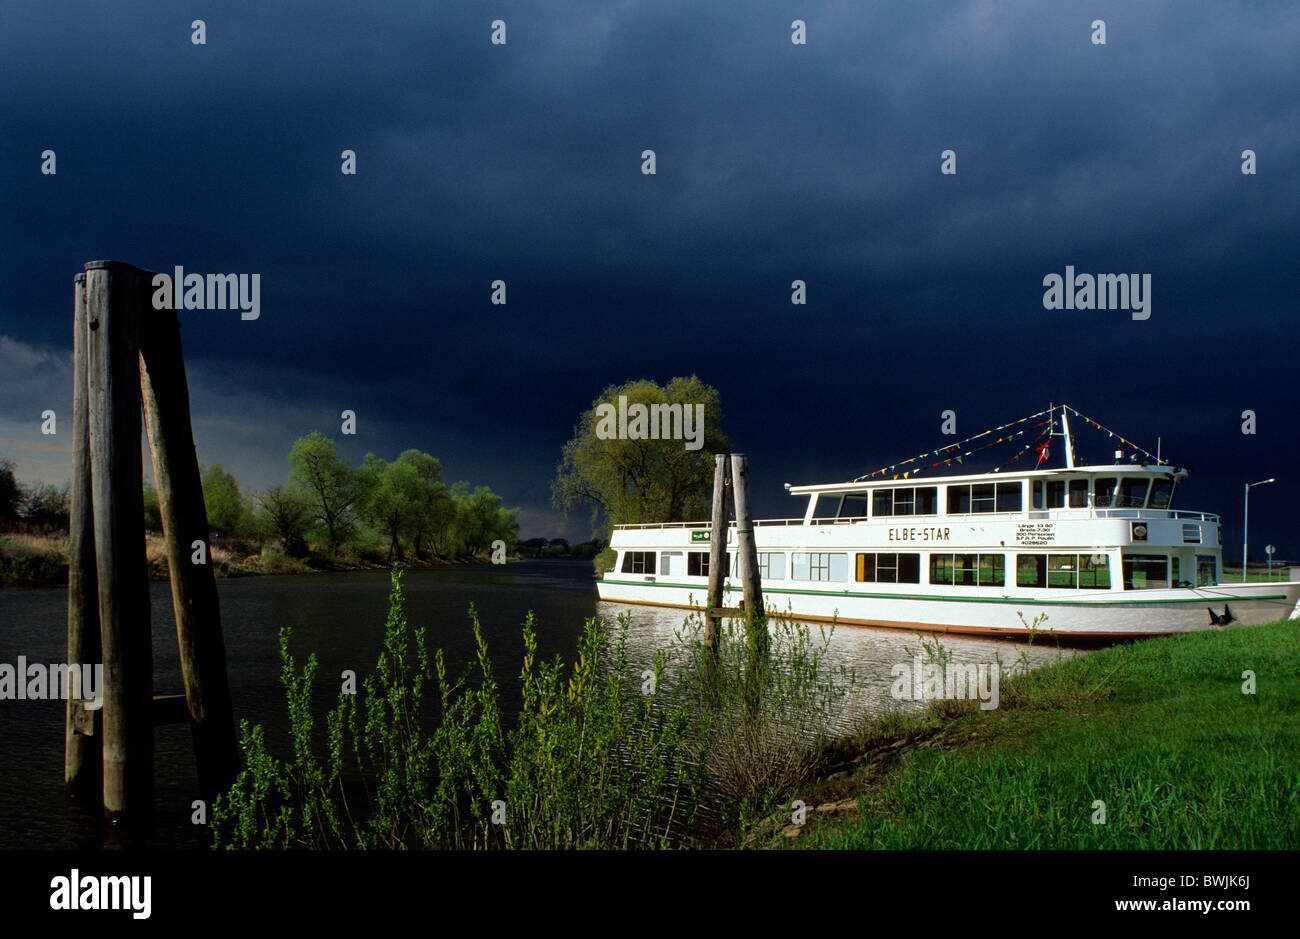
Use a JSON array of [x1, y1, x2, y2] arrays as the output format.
[[2, 431, 520, 562], [0, 459, 69, 532]]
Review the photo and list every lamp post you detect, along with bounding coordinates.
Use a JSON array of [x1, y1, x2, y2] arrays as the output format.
[[1243, 478, 1276, 582]]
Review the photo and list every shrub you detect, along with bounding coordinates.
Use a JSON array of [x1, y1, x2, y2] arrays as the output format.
[[211, 570, 705, 849]]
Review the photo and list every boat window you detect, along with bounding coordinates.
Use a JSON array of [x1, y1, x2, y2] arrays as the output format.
[[929, 554, 953, 585], [872, 487, 937, 517], [1196, 555, 1216, 587], [1122, 554, 1169, 589], [1171, 557, 1182, 586], [687, 551, 728, 577], [1149, 478, 1174, 509], [793, 552, 847, 582], [955, 554, 978, 585], [1117, 478, 1150, 508], [1182, 523, 1201, 544], [1032, 481, 1044, 509], [814, 495, 841, 519], [978, 554, 1005, 587], [1018, 553, 1110, 588], [898, 553, 920, 583], [621, 551, 656, 575], [659, 552, 683, 576], [1048, 554, 1077, 588], [839, 494, 868, 518], [1080, 554, 1111, 588], [1068, 479, 1089, 508], [759, 552, 786, 580], [1046, 480, 1066, 508], [931, 553, 981, 585], [1094, 478, 1117, 508], [947, 484, 1012, 514], [858, 552, 922, 584], [1017, 554, 1046, 587]]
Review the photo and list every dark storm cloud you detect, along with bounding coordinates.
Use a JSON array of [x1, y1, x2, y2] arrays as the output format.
[[1, 1, 1297, 548]]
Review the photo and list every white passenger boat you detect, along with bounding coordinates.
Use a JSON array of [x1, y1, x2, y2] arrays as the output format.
[[596, 406, 1300, 640]]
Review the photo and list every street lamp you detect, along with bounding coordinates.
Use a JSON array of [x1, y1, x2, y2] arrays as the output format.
[[1243, 478, 1276, 582]]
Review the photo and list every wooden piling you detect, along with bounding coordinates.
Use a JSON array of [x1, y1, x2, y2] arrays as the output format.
[[729, 454, 764, 619], [65, 272, 101, 799], [705, 454, 729, 657], [729, 454, 767, 664], [84, 261, 154, 823], [139, 304, 241, 802]]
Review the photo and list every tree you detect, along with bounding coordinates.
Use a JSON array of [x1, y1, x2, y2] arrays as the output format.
[[21, 483, 70, 532], [202, 464, 252, 537], [395, 450, 451, 560], [552, 376, 730, 538], [358, 454, 424, 561], [0, 459, 21, 528], [257, 485, 313, 557], [461, 485, 519, 555], [289, 432, 361, 553]]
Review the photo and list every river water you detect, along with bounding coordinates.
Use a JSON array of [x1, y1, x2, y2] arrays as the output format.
[[0, 560, 1074, 849]]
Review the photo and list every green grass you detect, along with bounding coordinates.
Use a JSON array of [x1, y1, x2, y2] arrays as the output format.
[[803, 619, 1300, 849]]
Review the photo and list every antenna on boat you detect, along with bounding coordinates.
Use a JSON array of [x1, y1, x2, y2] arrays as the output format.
[[1061, 405, 1075, 469]]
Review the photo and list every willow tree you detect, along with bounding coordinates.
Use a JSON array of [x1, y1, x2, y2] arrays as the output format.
[[552, 376, 730, 538]]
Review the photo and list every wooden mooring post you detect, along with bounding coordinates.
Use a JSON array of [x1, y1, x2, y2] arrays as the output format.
[[729, 454, 766, 654], [704, 454, 729, 658], [64, 273, 101, 800], [704, 453, 767, 642], [65, 260, 240, 827]]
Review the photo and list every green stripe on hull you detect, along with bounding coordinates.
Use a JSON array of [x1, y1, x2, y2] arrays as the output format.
[[598, 579, 1288, 607]]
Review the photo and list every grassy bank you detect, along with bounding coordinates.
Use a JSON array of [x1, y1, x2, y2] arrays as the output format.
[[777, 619, 1300, 849], [0, 530, 509, 587]]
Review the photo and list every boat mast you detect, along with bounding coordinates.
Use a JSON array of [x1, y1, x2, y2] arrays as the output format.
[[1061, 406, 1075, 469]]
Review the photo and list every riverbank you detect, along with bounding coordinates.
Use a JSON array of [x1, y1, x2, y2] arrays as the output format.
[[759, 617, 1299, 849], [0, 530, 510, 588]]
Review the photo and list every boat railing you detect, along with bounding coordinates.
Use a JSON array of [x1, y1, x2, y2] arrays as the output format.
[[612, 507, 1220, 531]]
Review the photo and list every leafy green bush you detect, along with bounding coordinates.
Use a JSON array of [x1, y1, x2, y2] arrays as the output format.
[[211, 569, 705, 849]]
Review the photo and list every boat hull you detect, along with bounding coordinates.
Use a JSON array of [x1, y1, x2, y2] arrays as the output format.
[[594, 578, 1300, 641]]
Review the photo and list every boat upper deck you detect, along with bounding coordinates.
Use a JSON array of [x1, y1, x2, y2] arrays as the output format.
[[613, 465, 1217, 531]]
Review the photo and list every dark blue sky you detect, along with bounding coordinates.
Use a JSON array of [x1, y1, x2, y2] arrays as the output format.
[[2, 1, 1297, 556]]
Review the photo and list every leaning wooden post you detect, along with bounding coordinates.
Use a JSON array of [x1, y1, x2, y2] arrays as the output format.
[[730, 454, 766, 657], [138, 298, 242, 803], [65, 272, 101, 799], [704, 455, 729, 665], [84, 261, 153, 823]]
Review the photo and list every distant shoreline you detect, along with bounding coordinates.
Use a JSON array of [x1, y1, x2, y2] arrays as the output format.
[[0, 530, 564, 589]]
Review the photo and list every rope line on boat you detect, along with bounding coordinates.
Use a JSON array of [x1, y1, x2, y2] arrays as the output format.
[[854, 408, 1051, 481], [1060, 404, 1165, 464], [854, 404, 1169, 482]]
